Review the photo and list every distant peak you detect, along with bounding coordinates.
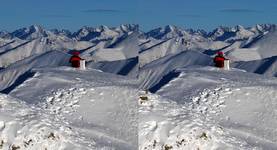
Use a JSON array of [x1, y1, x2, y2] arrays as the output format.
[[235, 25, 245, 30], [165, 25, 176, 31], [99, 25, 109, 30], [119, 24, 139, 32], [80, 26, 90, 31], [28, 25, 45, 32]]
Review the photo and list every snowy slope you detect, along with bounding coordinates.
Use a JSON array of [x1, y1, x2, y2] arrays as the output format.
[[0, 46, 138, 94], [139, 66, 277, 150], [245, 29, 277, 58], [85, 31, 139, 62], [139, 50, 213, 91], [0, 93, 89, 150], [1, 67, 138, 150], [209, 25, 277, 62], [0, 50, 71, 92], [140, 26, 227, 67], [0, 38, 26, 54], [0, 37, 93, 68], [87, 57, 138, 77], [232, 56, 277, 77]]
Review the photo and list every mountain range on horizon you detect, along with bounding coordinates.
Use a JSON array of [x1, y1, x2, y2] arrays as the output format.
[[1, 24, 276, 39], [1, 23, 277, 75]]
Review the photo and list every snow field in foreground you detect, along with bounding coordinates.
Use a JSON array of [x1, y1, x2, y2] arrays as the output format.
[[139, 93, 238, 150], [139, 78, 277, 150], [0, 94, 82, 150], [0, 77, 138, 150]]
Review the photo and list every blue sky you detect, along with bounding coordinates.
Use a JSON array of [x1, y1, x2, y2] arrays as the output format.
[[0, 0, 277, 32]]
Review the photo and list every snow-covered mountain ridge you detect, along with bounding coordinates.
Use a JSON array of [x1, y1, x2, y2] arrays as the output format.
[[0, 24, 276, 89]]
